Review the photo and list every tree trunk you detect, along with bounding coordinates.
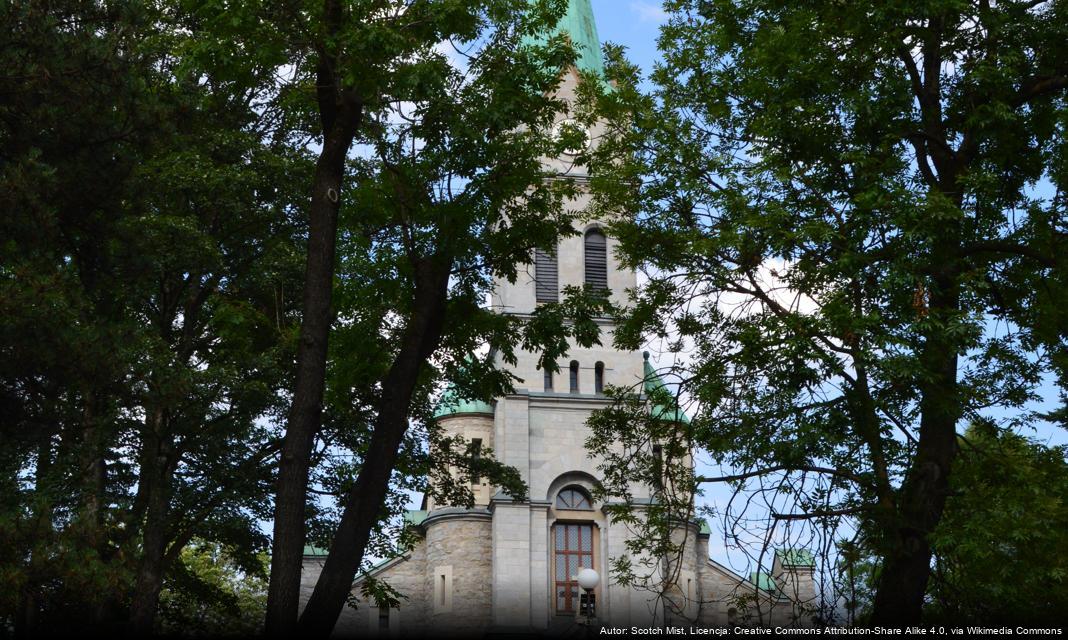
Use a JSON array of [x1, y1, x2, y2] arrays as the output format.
[[79, 394, 106, 533], [79, 392, 112, 630], [870, 221, 961, 624], [14, 431, 57, 639], [298, 256, 452, 637], [126, 484, 169, 635], [127, 409, 173, 636], [264, 75, 363, 631], [870, 355, 959, 623], [14, 589, 39, 640]]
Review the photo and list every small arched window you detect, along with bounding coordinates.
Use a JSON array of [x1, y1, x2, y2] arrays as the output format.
[[594, 362, 604, 395], [535, 248, 558, 303], [584, 229, 608, 292], [652, 444, 663, 489], [544, 366, 554, 392], [569, 360, 579, 394], [556, 487, 593, 510]]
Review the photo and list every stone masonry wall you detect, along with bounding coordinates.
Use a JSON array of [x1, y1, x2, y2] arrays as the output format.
[[424, 515, 493, 635], [429, 414, 495, 510], [300, 534, 429, 637], [694, 534, 816, 628]]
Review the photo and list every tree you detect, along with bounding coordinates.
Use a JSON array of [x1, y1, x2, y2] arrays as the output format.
[[290, 2, 618, 632], [926, 424, 1068, 623], [209, 0, 586, 630], [583, 0, 1068, 624], [1, 0, 602, 634], [1, 1, 309, 634], [157, 541, 270, 637], [837, 424, 1068, 624]]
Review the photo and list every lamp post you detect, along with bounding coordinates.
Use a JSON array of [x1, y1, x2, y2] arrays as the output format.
[[577, 567, 599, 629]]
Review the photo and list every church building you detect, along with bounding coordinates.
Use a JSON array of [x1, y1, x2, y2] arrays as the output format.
[[299, 1, 817, 634]]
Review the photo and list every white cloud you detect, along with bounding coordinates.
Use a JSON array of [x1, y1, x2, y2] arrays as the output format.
[[629, 1, 669, 24], [717, 258, 821, 320]]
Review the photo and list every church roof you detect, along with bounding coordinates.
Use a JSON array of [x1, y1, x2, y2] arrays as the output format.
[[776, 548, 816, 567], [749, 571, 779, 594], [643, 352, 692, 424], [525, 0, 606, 79], [432, 382, 496, 419], [403, 509, 428, 527]]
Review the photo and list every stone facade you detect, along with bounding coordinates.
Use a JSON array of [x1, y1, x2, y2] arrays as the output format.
[[660, 526, 819, 628], [300, 506, 818, 636], [301, 536, 429, 636], [297, 2, 818, 635], [424, 512, 493, 634], [426, 414, 495, 511]]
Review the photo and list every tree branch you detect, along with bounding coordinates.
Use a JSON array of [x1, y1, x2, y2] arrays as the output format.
[[1012, 74, 1068, 107], [772, 506, 864, 521], [961, 239, 1057, 268], [697, 464, 864, 486]]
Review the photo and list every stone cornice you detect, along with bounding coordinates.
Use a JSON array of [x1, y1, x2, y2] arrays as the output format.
[[421, 506, 493, 529]]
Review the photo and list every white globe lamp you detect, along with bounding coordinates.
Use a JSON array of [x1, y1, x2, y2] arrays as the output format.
[[576, 567, 599, 627], [577, 568, 599, 591]]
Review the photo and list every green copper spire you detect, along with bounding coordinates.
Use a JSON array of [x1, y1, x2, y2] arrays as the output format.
[[528, 0, 606, 78], [643, 351, 691, 424]]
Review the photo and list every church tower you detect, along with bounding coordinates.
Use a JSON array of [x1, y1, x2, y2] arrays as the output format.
[[477, 0, 657, 631], [428, 1, 658, 632], [300, 2, 818, 634]]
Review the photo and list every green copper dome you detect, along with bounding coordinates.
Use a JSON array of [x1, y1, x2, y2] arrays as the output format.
[[525, 0, 606, 79], [432, 383, 495, 419], [643, 352, 691, 424]]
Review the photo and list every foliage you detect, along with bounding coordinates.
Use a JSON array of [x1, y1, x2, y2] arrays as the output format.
[[0, 0, 307, 633], [0, 0, 612, 634], [285, 1, 618, 624], [581, 0, 1068, 623], [927, 425, 1068, 623], [838, 425, 1068, 624], [157, 542, 269, 636]]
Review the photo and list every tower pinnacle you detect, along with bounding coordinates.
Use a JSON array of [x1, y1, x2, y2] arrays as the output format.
[[529, 0, 605, 78]]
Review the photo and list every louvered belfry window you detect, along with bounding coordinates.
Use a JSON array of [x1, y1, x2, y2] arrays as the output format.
[[584, 229, 608, 291], [535, 248, 559, 303]]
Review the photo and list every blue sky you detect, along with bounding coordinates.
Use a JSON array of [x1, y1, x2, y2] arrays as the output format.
[[591, 0, 668, 76]]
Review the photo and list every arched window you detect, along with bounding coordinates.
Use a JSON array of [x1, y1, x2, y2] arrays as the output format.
[[544, 366, 554, 392], [569, 360, 579, 393], [584, 229, 608, 291], [594, 362, 604, 394], [553, 522, 594, 613], [556, 487, 593, 510], [470, 438, 482, 485], [535, 248, 558, 303], [552, 485, 597, 613]]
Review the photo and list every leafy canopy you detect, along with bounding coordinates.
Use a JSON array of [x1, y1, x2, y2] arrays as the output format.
[[580, 0, 1068, 621]]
